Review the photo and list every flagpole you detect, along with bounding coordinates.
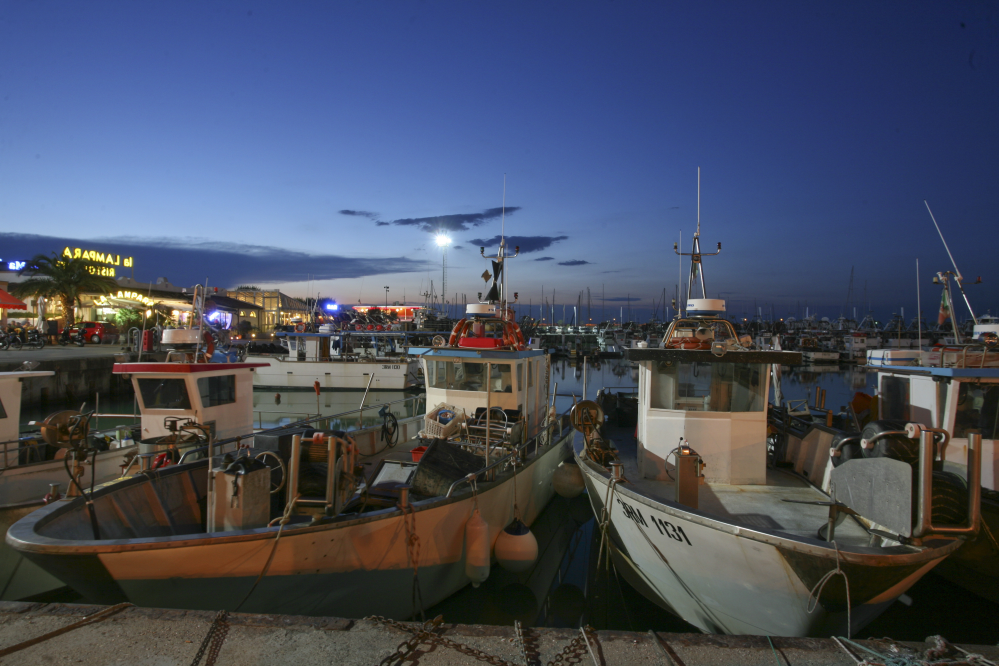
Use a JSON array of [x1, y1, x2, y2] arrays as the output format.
[[916, 258, 922, 349]]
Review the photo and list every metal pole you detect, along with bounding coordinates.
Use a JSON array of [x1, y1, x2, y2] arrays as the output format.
[[326, 435, 337, 516], [583, 356, 587, 401], [287, 434, 301, 511], [485, 363, 491, 468], [357, 372, 375, 429]]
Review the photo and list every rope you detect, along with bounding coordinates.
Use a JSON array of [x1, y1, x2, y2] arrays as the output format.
[[0, 603, 132, 658], [401, 502, 425, 623], [767, 635, 783, 665], [234, 494, 298, 611], [595, 478, 618, 572], [832, 634, 997, 666], [806, 540, 851, 638]]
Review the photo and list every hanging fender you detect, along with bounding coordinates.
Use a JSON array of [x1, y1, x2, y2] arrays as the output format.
[[203, 331, 215, 357]]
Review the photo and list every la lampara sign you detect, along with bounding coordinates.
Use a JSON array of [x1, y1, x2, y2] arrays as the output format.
[[62, 247, 134, 277]]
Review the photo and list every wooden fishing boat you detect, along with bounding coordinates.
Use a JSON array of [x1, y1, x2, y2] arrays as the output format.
[[8, 238, 573, 619], [573, 193, 980, 637]]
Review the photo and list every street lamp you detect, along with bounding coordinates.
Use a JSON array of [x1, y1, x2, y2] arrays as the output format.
[[384, 286, 389, 307], [435, 234, 451, 312]]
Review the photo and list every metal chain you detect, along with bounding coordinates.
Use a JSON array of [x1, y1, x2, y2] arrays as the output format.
[[400, 503, 425, 622], [368, 615, 518, 666], [190, 609, 230, 666], [514, 620, 529, 666], [547, 626, 599, 666]]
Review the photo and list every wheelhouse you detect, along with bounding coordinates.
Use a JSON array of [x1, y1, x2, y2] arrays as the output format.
[[113, 363, 264, 444]]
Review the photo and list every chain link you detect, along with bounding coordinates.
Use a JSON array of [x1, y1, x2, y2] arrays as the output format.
[[366, 616, 599, 666], [190, 609, 230, 666], [546, 625, 599, 666]]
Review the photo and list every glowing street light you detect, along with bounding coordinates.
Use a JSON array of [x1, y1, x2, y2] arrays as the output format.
[[384, 286, 389, 307]]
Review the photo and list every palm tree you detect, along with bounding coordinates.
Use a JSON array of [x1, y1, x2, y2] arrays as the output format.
[[11, 253, 119, 326]]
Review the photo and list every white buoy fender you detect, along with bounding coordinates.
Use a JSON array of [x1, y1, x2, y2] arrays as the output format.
[[552, 460, 585, 498], [494, 519, 538, 573], [465, 509, 490, 587]]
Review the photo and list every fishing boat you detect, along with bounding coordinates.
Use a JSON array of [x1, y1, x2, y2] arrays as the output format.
[[249, 329, 422, 392], [783, 270, 999, 603], [573, 195, 979, 637], [8, 236, 573, 619]]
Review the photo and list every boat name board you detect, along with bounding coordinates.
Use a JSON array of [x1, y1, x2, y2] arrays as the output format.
[[616, 497, 692, 546], [382, 364, 401, 370]]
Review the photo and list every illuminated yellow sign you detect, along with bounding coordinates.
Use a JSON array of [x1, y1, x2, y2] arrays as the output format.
[[95, 291, 156, 307], [62, 247, 134, 277]]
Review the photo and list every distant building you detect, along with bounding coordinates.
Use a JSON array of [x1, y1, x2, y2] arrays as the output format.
[[225, 289, 309, 330]]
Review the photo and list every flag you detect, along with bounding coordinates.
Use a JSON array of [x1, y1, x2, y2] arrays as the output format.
[[938, 288, 951, 325]]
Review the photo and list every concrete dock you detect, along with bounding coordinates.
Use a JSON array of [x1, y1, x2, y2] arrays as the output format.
[[0, 345, 133, 409], [0, 601, 996, 665]]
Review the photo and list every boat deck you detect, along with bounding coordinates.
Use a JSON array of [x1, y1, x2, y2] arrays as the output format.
[[607, 425, 873, 547]]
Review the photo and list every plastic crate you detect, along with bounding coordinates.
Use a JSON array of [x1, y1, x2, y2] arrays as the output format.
[[422, 403, 466, 439]]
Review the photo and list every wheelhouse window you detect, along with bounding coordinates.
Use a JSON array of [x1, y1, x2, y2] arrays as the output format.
[[197, 375, 237, 407], [664, 319, 737, 345], [138, 378, 192, 410], [954, 383, 999, 440], [425, 359, 512, 392], [650, 362, 765, 412], [880, 376, 910, 421]]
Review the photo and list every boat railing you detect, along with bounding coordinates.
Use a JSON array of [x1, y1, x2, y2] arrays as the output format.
[[444, 411, 569, 499], [163, 393, 428, 467]]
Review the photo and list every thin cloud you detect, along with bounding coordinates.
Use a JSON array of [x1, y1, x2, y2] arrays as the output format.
[[386, 207, 520, 233], [535, 256, 554, 262], [558, 259, 590, 266], [0, 233, 428, 288], [339, 209, 379, 220], [469, 235, 568, 254]]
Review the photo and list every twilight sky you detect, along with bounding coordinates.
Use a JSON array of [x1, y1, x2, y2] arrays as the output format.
[[1, 1, 996, 323]]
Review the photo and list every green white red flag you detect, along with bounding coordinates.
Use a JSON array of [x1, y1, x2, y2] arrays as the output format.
[[938, 288, 951, 325]]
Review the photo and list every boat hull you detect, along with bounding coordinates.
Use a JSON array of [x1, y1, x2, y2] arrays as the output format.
[[574, 444, 959, 637], [10, 432, 571, 619], [249, 356, 420, 391]]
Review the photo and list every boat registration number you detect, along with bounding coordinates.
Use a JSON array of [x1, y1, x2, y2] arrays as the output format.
[[616, 497, 692, 546], [382, 364, 401, 369]]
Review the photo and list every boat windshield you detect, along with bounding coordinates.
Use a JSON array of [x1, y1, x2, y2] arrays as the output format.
[[138, 378, 192, 410], [954, 383, 999, 440], [426, 359, 513, 392], [649, 362, 766, 412], [665, 318, 736, 344], [197, 375, 237, 407]]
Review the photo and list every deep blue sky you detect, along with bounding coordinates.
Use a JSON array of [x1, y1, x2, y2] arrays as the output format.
[[1, 1, 996, 323]]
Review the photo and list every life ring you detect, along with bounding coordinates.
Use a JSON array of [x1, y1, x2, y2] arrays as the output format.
[[296, 323, 305, 332], [448, 319, 468, 347]]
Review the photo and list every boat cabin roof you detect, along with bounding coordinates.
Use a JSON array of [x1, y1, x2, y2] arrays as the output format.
[[876, 365, 999, 380], [624, 347, 800, 365], [112, 362, 267, 375]]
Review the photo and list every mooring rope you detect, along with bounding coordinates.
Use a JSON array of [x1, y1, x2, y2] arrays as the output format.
[[806, 540, 852, 638]]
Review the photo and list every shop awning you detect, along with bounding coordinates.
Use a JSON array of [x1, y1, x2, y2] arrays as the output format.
[[206, 295, 264, 312], [0, 289, 27, 310]]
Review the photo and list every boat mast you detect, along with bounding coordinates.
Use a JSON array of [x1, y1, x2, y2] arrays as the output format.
[[925, 200, 977, 325], [674, 168, 721, 309]]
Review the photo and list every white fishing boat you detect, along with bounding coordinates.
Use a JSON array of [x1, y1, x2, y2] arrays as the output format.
[[8, 236, 573, 619], [573, 192, 979, 637], [249, 330, 421, 392]]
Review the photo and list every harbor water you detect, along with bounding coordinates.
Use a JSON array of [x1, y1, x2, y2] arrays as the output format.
[[15, 358, 999, 644]]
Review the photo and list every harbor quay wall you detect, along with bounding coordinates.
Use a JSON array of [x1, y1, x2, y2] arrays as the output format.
[[1, 601, 997, 665], [1, 356, 132, 409]]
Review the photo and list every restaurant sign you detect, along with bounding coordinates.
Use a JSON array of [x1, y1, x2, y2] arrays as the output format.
[[95, 290, 156, 307], [62, 247, 134, 277]]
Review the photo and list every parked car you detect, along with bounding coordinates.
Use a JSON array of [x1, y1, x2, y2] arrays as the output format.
[[63, 321, 119, 344]]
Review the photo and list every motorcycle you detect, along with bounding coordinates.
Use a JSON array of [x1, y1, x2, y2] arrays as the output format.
[[21, 329, 46, 350], [59, 328, 85, 347], [0, 329, 17, 351]]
